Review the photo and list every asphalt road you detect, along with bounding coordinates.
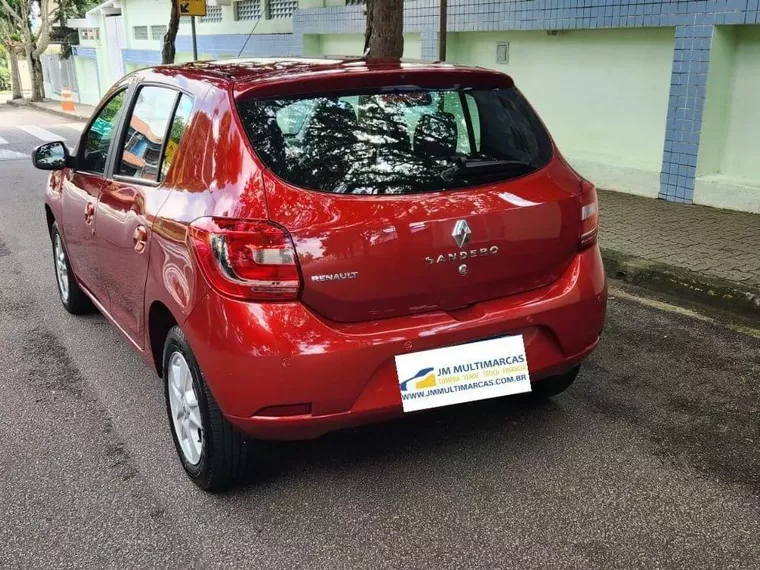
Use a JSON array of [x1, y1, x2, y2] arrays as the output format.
[[1, 105, 759, 569], [0, 103, 85, 159]]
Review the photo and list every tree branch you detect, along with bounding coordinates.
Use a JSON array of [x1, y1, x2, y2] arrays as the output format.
[[35, 0, 50, 40], [33, 4, 60, 43], [0, 0, 25, 28], [33, 0, 52, 56], [0, 19, 21, 51], [0, 18, 11, 44], [17, 0, 32, 43]]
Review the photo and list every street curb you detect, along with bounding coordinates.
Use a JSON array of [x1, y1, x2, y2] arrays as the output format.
[[5, 98, 91, 121], [601, 248, 760, 318]]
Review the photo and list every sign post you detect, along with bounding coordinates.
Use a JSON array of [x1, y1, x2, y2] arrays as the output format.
[[191, 16, 198, 60], [439, 0, 447, 61], [176, 0, 207, 61]]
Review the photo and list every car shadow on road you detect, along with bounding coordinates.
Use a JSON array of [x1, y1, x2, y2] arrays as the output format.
[[227, 393, 565, 494]]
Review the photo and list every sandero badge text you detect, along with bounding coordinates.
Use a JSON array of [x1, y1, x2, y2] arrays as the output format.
[[394, 336, 532, 412]]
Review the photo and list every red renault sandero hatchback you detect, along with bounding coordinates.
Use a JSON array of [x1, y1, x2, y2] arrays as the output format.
[[33, 58, 606, 490]]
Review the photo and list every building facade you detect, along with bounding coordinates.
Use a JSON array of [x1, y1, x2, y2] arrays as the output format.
[[62, 0, 760, 213]]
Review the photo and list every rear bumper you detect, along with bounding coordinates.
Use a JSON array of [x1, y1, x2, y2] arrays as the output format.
[[184, 246, 607, 440]]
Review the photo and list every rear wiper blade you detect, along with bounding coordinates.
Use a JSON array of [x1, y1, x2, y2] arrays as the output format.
[[441, 158, 535, 181]]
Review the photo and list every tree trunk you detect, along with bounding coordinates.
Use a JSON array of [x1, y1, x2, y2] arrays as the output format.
[[28, 50, 45, 102], [363, 0, 374, 55], [8, 47, 22, 99], [365, 0, 404, 59], [162, 0, 180, 64]]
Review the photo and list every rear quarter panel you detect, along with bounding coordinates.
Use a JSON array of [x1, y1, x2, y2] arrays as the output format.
[[142, 79, 271, 368]]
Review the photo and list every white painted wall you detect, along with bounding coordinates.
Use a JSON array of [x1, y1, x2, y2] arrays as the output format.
[[693, 177, 760, 214], [104, 15, 127, 83], [74, 57, 101, 105], [719, 26, 760, 183], [309, 33, 422, 58], [694, 26, 760, 213]]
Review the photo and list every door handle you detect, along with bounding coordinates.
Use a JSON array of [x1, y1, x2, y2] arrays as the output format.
[[84, 202, 95, 224], [133, 225, 148, 254]]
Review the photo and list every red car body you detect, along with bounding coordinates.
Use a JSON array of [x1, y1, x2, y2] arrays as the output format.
[[44, 59, 606, 441]]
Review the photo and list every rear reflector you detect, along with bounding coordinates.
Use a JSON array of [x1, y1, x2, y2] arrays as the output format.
[[579, 181, 599, 249], [188, 217, 302, 301], [254, 403, 312, 417]]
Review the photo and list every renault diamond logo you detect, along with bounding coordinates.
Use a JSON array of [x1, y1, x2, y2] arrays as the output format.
[[452, 220, 471, 249]]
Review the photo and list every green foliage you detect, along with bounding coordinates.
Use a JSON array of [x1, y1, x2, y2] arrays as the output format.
[[0, 0, 23, 36], [1, 0, 94, 68], [0, 0, 28, 51], [0, 51, 9, 91], [53, 27, 79, 59], [0, 0, 94, 45]]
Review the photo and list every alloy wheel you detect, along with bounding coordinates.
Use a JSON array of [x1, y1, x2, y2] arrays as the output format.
[[54, 233, 69, 303], [167, 351, 204, 465]]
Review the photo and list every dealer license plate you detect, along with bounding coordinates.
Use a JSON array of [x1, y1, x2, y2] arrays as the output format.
[[394, 335, 531, 412]]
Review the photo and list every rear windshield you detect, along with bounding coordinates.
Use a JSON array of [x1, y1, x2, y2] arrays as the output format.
[[237, 87, 553, 195]]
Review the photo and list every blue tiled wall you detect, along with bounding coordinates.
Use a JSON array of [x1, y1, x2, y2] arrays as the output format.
[[175, 33, 300, 57], [72, 46, 97, 59], [122, 49, 163, 66]]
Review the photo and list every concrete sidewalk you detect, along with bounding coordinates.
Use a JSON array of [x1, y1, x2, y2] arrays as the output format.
[[599, 190, 760, 316], [4, 97, 95, 121]]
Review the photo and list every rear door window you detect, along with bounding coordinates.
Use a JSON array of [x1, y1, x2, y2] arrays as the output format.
[[117, 86, 178, 182], [237, 87, 552, 195], [161, 94, 194, 179]]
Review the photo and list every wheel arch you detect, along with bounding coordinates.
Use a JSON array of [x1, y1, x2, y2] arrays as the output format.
[[44, 204, 55, 237], [148, 300, 179, 378]]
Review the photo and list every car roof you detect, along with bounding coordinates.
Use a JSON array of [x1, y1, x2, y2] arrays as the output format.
[[135, 57, 514, 98], [157, 57, 503, 82]]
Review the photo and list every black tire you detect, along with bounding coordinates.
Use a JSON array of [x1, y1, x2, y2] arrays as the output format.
[[50, 222, 94, 315], [531, 366, 580, 398], [163, 326, 252, 491]]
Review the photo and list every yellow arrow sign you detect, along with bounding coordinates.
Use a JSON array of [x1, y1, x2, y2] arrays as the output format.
[[163, 139, 178, 166], [176, 0, 206, 17]]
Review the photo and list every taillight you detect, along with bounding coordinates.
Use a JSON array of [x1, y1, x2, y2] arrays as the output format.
[[188, 217, 301, 301], [579, 180, 599, 249]]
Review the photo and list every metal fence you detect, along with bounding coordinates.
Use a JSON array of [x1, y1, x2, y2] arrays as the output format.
[[40, 54, 78, 97]]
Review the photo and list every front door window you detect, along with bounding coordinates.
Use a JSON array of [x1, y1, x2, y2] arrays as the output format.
[[80, 90, 127, 174]]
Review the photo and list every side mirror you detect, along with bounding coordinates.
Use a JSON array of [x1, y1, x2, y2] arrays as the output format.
[[32, 141, 72, 171]]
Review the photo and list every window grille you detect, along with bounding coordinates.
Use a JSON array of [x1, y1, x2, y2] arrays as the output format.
[[235, 0, 261, 21], [269, 0, 297, 19], [150, 25, 168, 40], [200, 5, 223, 23]]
